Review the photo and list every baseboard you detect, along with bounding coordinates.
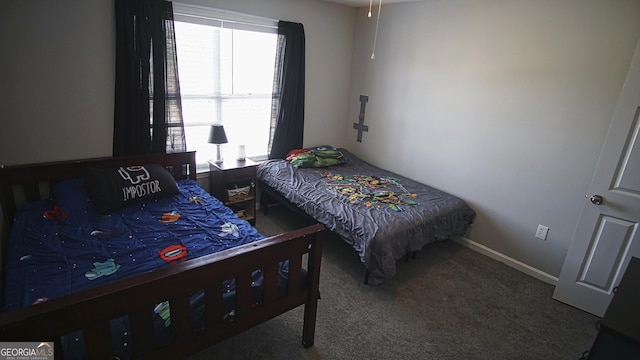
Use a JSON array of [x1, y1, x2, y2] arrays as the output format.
[[452, 236, 559, 286]]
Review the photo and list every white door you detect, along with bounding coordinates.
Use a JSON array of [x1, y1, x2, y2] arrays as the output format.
[[553, 39, 640, 317]]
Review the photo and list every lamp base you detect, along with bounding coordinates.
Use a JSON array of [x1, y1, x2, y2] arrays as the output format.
[[215, 144, 224, 164]]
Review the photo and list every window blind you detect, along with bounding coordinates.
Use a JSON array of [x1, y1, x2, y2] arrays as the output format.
[[172, 2, 277, 34]]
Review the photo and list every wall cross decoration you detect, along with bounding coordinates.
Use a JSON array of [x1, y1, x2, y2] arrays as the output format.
[[353, 95, 369, 142]]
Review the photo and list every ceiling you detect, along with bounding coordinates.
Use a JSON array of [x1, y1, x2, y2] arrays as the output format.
[[322, 0, 424, 7]]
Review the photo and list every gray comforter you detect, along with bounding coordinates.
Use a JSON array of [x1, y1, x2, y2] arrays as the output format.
[[257, 149, 476, 285]]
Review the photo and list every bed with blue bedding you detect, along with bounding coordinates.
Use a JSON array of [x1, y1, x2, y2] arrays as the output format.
[[258, 147, 475, 286], [3, 178, 265, 309], [0, 151, 324, 359]]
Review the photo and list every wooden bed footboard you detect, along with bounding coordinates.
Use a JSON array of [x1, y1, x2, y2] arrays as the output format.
[[0, 223, 324, 359]]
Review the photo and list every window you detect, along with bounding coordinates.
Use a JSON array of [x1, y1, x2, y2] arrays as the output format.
[[173, 4, 278, 168]]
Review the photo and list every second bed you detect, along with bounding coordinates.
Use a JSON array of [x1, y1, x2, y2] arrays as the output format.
[[258, 147, 476, 286]]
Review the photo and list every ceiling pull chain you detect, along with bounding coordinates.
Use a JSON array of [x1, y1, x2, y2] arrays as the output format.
[[368, 0, 373, 17], [371, 0, 382, 60]]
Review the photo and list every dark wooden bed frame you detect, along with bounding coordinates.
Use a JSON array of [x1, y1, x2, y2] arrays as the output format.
[[0, 151, 325, 359]]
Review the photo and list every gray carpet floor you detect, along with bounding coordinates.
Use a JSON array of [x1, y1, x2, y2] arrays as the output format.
[[186, 205, 598, 360]]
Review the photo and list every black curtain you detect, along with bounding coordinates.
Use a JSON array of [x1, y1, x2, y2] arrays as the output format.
[[268, 21, 305, 159], [114, 0, 186, 156]]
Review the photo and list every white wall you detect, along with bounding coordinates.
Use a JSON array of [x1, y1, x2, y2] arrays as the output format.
[[0, 0, 355, 166], [0, 0, 115, 165], [347, 0, 640, 278]]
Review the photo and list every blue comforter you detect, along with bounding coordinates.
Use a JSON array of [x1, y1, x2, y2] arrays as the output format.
[[1, 178, 282, 359]]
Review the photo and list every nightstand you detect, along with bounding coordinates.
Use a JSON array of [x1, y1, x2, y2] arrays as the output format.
[[208, 158, 257, 225]]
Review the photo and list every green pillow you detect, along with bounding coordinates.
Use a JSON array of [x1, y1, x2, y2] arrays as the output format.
[[288, 145, 347, 168]]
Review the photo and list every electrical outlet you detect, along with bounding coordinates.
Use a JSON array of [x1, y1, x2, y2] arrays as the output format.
[[535, 225, 549, 240]]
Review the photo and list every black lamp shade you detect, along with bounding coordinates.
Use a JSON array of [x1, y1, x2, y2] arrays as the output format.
[[208, 125, 228, 145]]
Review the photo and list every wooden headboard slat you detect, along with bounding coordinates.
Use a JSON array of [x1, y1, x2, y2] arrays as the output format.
[[23, 183, 42, 203]]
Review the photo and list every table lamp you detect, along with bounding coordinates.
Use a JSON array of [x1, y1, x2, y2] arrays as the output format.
[[208, 124, 228, 164]]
